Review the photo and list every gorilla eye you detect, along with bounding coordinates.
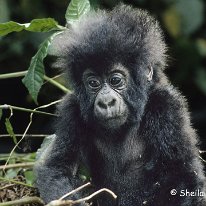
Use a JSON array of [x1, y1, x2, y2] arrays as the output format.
[[88, 78, 101, 89], [110, 75, 122, 87]]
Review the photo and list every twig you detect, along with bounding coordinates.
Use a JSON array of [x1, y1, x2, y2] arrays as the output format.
[[46, 188, 117, 206], [48, 74, 64, 81], [0, 162, 34, 170], [0, 104, 57, 116], [3, 99, 62, 171], [199, 150, 206, 154], [199, 155, 206, 163], [3, 112, 34, 171], [59, 182, 91, 200], [46, 200, 73, 206], [0, 196, 44, 206], [0, 184, 15, 190], [73, 188, 117, 204], [0, 177, 33, 188], [36, 100, 62, 109]]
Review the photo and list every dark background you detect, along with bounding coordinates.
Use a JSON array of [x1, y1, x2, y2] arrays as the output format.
[[0, 0, 206, 155]]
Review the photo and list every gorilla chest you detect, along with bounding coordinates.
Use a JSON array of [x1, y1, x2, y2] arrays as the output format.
[[88, 137, 145, 182]]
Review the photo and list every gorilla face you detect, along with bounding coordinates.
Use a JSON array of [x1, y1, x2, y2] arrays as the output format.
[[82, 66, 129, 129]]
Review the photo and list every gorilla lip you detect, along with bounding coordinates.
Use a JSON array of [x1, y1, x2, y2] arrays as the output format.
[[104, 116, 120, 120], [97, 115, 120, 121]]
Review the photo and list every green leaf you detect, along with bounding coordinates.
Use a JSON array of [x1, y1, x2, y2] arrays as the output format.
[[0, 21, 25, 36], [0, 109, 2, 120], [22, 33, 58, 104], [24, 152, 36, 161], [0, 18, 60, 37], [5, 169, 21, 179], [25, 18, 59, 32], [5, 118, 17, 144], [65, 0, 90, 25], [24, 170, 35, 185]]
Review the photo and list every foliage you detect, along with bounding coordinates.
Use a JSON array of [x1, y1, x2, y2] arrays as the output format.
[[66, 0, 91, 25], [0, 152, 36, 182], [0, 0, 90, 104], [5, 118, 17, 144], [0, 18, 60, 36], [22, 34, 58, 104], [0, 1, 91, 204]]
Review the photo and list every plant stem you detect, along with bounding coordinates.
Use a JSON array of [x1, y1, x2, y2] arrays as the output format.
[[0, 134, 49, 138], [0, 71, 27, 79], [44, 75, 70, 93], [0, 162, 34, 170], [0, 197, 44, 206], [0, 104, 57, 116], [0, 70, 70, 93]]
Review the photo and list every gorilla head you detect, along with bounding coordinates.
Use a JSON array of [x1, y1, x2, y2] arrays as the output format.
[[52, 4, 167, 129]]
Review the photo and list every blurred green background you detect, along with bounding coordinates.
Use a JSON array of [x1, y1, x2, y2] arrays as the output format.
[[0, 0, 206, 152]]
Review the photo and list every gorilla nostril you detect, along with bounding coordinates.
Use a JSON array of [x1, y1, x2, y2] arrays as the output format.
[[108, 99, 116, 107], [98, 101, 107, 109]]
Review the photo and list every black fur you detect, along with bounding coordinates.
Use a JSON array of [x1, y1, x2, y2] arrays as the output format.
[[35, 4, 206, 206]]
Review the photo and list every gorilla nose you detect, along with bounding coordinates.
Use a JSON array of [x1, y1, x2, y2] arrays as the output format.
[[97, 98, 116, 109]]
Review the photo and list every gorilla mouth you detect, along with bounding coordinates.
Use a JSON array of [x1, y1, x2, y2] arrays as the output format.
[[104, 114, 121, 119], [97, 113, 125, 121], [95, 113, 128, 129]]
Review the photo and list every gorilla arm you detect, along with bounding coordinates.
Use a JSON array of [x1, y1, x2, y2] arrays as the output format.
[[34, 94, 86, 204], [139, 87, 206, 205]]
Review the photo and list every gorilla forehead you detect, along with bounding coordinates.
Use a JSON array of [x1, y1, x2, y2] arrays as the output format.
[[54, 4, 167, 84]]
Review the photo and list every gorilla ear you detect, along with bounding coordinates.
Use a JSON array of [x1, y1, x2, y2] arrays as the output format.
[[146, 66, 153, 81]]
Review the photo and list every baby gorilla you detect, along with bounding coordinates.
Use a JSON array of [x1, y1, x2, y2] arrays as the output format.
[[35, 4, 206, 206]]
